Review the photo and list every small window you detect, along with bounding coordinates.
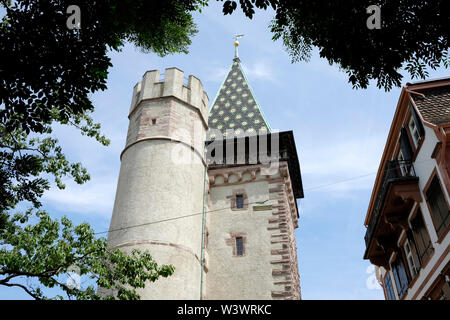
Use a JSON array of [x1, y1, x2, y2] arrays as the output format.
[[409, 116, 420, 147], [426, 175, 450, 237], [236, 194, 244, 209], [397, 150, 413, 177], [236, 237, 244, 256], [410, 210, 433, 264], [404, 239, 418, 277], [398, 151, 407, 176], [384, 273, 396, 300], [152, 118, 157, 125], [392, 257, 409, 298]]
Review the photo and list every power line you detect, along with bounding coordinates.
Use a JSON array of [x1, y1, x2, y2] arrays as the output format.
[[304, 156, 435, 192], [304, 172, 376, 191], [95, 156, 437, 237], [95, 199, 270, 236]]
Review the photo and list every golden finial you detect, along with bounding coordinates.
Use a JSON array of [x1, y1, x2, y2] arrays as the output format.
[[233, 34, 244, 58]]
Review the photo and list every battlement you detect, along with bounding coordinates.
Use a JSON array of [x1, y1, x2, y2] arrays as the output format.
[[129, 67, 209, 121]]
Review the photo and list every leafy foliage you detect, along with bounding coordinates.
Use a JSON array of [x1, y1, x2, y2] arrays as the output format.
[[0, 209, 174, 300], [0, 0, 202, 135], [219, 0, 450, 91], [0, 0, 206, 299], [0, 118, 106, 214]]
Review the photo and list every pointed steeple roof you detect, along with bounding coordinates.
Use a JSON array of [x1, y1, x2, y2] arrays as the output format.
[[208, 57, 271, 138]]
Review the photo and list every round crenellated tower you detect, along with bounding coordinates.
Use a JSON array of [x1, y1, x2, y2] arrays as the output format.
[[107, 67, 209, 299]]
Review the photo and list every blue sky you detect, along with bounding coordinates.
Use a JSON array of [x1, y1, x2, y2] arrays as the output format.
[[1, 2, 449, 300]]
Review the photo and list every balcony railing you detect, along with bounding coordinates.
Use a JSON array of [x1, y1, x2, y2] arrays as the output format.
[[364, 160, 418, 248]]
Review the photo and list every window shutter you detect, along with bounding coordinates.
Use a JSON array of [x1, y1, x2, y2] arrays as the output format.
[[384, 274, 396, 300], [411, 211, 432, 263], [426, 177, 450, 236], [392, 257, 409, 297], [406, 229, 422, 270], [409, 103, 425, 137], [400, 127, 413, 160]]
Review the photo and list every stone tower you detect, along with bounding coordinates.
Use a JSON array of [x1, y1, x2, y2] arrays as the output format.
[[107, 68, 209, 299], [107, 44, 304, 300], [203, 53, 304, 300]]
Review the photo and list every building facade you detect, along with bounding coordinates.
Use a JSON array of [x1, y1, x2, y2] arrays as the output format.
[[364, 78, 450, 300], [107, 46, 304, 299]]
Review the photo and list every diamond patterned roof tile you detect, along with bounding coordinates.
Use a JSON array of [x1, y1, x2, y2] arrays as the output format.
[[208, 58, 271, 139]]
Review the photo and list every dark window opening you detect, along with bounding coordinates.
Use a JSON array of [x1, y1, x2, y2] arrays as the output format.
[[426, 176, 450, 237], [236, 194, 244, 209], [152, 118, 157, 125], [236, 237, 244, 256]]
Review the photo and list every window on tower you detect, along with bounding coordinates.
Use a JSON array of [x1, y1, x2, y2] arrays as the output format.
[[236, 194, 244, 209], [230, 189, 247, 211], [236, 237, 244, 256]]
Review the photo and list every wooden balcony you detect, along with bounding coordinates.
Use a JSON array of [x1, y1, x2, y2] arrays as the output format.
[[364, 160, 422, 268]]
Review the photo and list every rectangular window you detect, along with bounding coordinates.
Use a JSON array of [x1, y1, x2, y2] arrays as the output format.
[[405, 229, 422, 273], [398, 151, 407, 176], [411, 210, 433, 264], [392, 256, 409, 298], [397, 151, 413, 177], [151, 118, 157, 125], [409, 116, 420, 148], [384, 273, 396, 300], [426, 176, 450, 237], [403, 239, 419, 278], [235, 237, 244, 256], [236, 194, 244, 209]]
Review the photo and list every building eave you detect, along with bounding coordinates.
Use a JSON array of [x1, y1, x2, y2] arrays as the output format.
[[364, 77, 450, 226], [364, 87, 410, 226], [205, 131, 304, 199]]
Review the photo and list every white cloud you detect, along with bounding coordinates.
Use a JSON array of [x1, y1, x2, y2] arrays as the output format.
[[202, 64, 229, 83], [300, 137, 384, 197], [43, 178, 116, 219], [242, 60, 277, 82]]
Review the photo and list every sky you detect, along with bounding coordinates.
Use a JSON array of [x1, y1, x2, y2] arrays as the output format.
[[1, 2, 449, 300]]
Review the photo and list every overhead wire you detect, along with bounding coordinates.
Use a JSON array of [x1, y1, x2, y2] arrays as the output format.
[[95, 156, 437, 237]]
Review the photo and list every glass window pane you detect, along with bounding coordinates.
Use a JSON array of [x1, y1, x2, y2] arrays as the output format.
[[392, 257, 409, 298], [236, 237, 244, 256], [384, 273, 396, 300], [236, 195, 244, 209]]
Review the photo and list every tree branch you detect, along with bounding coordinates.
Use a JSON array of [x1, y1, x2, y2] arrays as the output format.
[[1, 282, 42, 300]]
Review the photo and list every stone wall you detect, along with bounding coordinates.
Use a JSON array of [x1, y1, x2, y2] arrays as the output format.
[[107, 68, 209, 299], [205, 162, 301, 299]]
